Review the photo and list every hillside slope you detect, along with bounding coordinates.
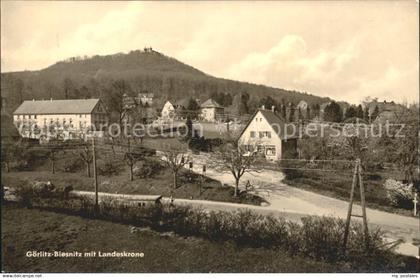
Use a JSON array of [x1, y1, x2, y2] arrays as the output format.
[[1, 49, 332, 114]]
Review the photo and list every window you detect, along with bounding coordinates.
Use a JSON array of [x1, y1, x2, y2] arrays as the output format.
[[34, 115, 37, 119], [259, 131, 271, 138], [266, 146, 276, 156], [250, 131, 256, 138], [29, 115, 32, 119], [257, 145, 265, 153], [23, 115, 26, 119], [245, 145, 255, 152]]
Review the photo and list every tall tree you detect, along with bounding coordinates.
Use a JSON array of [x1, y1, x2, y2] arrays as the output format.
[[363, 107, 370, 122], [370, 105, 380, 122], [105, 79, 130, 126], [344, 106, 357, 120], [288, 103, 295, 122], [312, 103, 320, 118], [77, 145, 93, 177], [306, 107, 311, 120], [63, 78, 74, 99], [324, 101, 343, 122], [356, 104, 364, 119], [186, 97, 200, 119]]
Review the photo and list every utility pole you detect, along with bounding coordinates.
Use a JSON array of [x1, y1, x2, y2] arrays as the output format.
[[92, 137, 98, 212], [343, 159, 369, 251]]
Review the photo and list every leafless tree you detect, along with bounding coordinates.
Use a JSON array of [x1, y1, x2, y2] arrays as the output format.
[[110, 79, 129, 126], [77, 145, 93, 177], [123, 138, 146, 181], [161, 144, 189, 189], [216, 140, 260, 197], [46, 145, 62, 174]]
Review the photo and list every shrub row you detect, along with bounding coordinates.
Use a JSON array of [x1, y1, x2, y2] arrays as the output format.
[[11, 184, 408, 272]]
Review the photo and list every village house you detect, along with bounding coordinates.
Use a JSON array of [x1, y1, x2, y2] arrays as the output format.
[[366, 99, 405, 122], [238, 106, 297, 161], [136, 92, 154, 106], [297, 100, 308, 111], [122, 93, 156, 125], [13, 98, 108, 140], [200, 98, 224, 122], [161, 101, 176, 119]]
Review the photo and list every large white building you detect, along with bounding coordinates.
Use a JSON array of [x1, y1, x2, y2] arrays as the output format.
[[13, 98, 108, 140], [238, 108, 297, 161]]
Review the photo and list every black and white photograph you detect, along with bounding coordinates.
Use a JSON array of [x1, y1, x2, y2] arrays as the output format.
[[0, 0, 419, 275]]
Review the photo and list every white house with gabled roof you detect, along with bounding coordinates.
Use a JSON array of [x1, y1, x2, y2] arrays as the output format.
[[200, 98, 224, 122], [161, 101, 176, 119], [238, 107, 297, 161]]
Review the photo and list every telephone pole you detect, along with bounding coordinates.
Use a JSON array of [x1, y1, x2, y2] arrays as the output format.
[[343, 159, 369, 251], [92, 137, 98, 212]]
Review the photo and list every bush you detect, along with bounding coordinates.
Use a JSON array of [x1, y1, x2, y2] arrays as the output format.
[[14, 183, 34, 208], [11, 191, 409, 271], [189, 137, 223, 153], [97, 159, 121, 176], [62, 157, 83, 173], [133, 159, 163, 178], [384, 179, 413, 209]]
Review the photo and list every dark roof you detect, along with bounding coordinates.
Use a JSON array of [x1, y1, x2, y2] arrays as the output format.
[[13, 99, 101, 115], [374, 110, 397, 124], [239, 109, 297, 140], [368, 101, 404, 114], [200, 99, 223, 109], [174, 98, 189, 109]]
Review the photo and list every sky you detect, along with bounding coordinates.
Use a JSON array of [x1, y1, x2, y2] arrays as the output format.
[[1, 1, 419, 104]]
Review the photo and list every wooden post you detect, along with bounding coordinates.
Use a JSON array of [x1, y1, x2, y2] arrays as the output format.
[[358, 163, 370, 249], [414, 193, 418, 216], [92, 137, 98, 212], [343, 158, 369, 252], [343, 159, 359, 250]]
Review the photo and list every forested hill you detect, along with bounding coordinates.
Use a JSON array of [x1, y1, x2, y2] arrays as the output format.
[[1, 49, 332, 114]]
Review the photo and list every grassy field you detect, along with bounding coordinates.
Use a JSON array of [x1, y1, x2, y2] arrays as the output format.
[[1, 148, 265, 205], [2, 204, 341, 273]]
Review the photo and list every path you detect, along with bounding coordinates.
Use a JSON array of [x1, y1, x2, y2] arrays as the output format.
[[184, 152, 420, 257]]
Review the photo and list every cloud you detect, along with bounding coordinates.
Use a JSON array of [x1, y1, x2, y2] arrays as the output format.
[[225, 34, 418, 104], [1, 1, 418, 104]]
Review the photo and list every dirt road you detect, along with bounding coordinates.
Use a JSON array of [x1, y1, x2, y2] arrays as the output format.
[[185, 152, 420, 257]]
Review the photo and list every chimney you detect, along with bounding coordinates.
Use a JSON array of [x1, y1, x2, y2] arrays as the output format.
[[50, 98, 53, 102], [271, 105, 275, 112], [32, 99, 35, 101], [261, 105, 265, 110]]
